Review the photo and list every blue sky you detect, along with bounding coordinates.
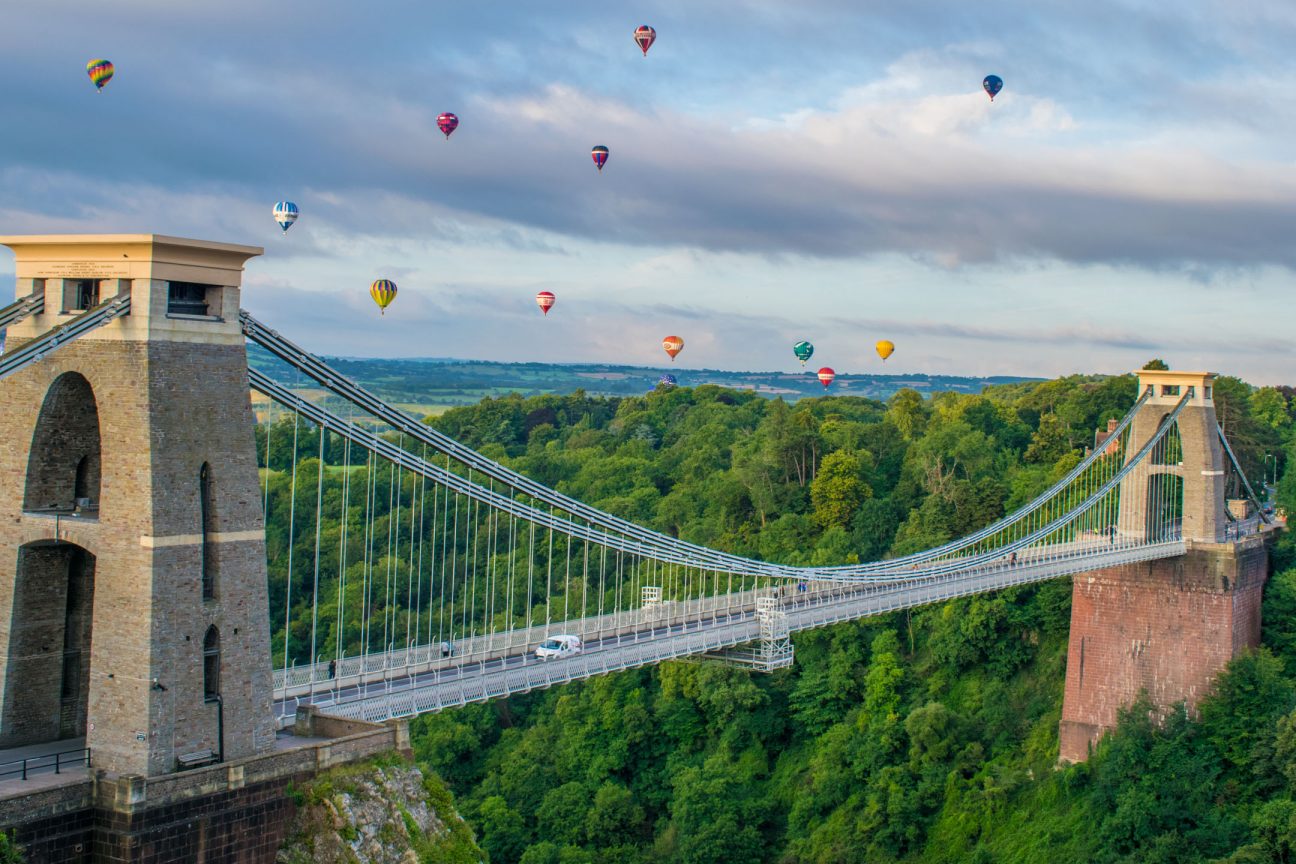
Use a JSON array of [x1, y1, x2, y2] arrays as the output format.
[[1, 0, 1294, 383]]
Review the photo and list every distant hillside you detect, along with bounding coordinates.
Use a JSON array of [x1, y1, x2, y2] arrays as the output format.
[[248, 348, 1038, 414]]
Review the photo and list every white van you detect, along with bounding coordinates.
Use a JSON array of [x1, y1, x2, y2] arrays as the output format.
[[535, 634, 583, 660]]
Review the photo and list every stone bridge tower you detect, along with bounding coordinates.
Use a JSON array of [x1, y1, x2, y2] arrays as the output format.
[[1058, 369, 1271, 763], [1118, 370, 1227, 543], [0, 235, 275, 777]]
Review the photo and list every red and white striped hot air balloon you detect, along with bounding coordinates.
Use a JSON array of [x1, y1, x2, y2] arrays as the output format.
[[817, 367, 836, 389], [535, 291, 556, 315], [634, 25, 656, 56]]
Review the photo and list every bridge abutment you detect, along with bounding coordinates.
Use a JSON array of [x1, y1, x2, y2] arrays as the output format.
[[1058, 536, 1270, 763], [0, 716, 409, 863]]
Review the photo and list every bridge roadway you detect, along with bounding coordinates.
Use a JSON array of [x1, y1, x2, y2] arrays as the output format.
[[277, 538, 1189, 725]]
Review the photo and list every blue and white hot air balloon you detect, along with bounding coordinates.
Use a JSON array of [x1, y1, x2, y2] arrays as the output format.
[[272, 201, 299, 233]]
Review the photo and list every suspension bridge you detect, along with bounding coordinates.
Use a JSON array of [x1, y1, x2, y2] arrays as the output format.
[[0, 235, 1279, 781]]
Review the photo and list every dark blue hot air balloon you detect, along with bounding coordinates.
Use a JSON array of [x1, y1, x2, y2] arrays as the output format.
[[983, 75, 1004, 102], [658, 374, 677, 389]]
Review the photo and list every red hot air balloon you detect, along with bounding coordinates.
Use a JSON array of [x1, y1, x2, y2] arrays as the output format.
[[591, 145, 609, 171], [634, 25, 656, 56], [662, 335, 684, 360], [817, 367, 836, 389], [535, 291, 556, 315], [437, 112, 459, 140]]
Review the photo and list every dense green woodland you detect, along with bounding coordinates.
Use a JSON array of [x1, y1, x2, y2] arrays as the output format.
[[258, 370, 1296, 863]]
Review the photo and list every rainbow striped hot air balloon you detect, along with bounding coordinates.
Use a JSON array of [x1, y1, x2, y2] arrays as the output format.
[[370, 279, 398, 315], [272, 201, 299, 233], [86, 59, 114, 91], [591, 145, 609, 172]]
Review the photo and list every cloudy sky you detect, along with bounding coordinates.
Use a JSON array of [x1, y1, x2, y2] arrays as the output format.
[[1, 1, 1294, 383]]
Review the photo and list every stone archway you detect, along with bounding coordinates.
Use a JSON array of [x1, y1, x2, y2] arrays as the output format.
[[0, 543, 96, 746], [23, 372, 101, 514]]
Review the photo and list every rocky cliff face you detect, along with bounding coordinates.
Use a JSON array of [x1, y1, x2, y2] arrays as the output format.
[[277, 759, 483, 864]]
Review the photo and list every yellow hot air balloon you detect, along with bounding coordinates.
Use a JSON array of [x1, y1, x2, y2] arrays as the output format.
[[875, 339, 895, 362], [370, 279, 398, 315]]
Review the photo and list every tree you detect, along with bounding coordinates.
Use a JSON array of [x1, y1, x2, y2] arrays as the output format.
[[0, 831, 21, 864], [1265, 571, 1296, 671], [810, 449, 873, 529], [478, 796, 529, 864], [1253, 388, 1293, 431], [1143, 358, 1170, 370], [584, 783, 645, 848], [1024, 413, 1073, 465], [535, 783, 590, 847], [888, 389, 929, 441]]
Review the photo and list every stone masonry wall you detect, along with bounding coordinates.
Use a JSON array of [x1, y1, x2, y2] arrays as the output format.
[[1058, 538, 1270, 763], [144, 339, 275, 773], [1, 722, 404, 863], [0, 331, 274, 774]]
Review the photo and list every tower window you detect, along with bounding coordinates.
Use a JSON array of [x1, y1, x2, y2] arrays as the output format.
[[62, 279, 100, 312], [167, 282, 216, 317], [203, 626, 221, 701], [200, 463, 216, 599]]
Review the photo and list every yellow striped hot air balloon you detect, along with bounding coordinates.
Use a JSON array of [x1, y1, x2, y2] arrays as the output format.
[[875, 339, 895, 362], [370, 279, 397, 315]]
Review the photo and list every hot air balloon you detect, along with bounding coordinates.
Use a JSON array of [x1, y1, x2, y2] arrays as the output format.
[[634, 25, 656, 56], [875, 340, 895, 362], [535, 291, 556, 315], [662, 335, 684, 361], [86, 59, 114, 91], [983, 75, 1003, 101], [437, 112, 459, 139], [817, 367, 836, 389], [658, 373, 677, 388], [370, 279, 398, 315], [272, 201, 299, 233], [591, 145, 609, 172], [793, 340, 814, 366]]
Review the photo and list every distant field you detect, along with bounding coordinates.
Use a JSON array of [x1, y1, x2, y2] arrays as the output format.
[[248, 347, 1040, 412]]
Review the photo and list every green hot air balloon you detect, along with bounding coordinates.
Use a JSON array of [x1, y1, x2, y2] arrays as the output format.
[[793, 340, 814, 366]]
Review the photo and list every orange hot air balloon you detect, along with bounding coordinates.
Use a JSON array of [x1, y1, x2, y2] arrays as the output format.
[[875, 339, 895, 361], [535, 290, 556, 315], [662, 335, 684, 361], [817, 367, 836, 388]]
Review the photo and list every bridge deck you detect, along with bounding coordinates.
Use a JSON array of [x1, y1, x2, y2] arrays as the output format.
[[278, 539, 1188, 726]]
